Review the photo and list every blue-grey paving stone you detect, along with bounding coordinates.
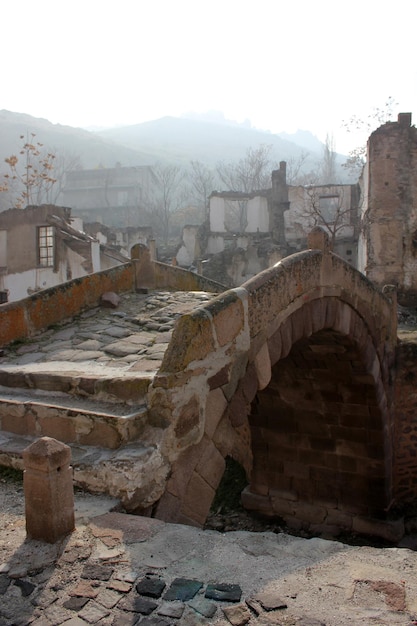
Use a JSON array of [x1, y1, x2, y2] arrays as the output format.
[[14, 578, 36, 597], [81, 563, 114, 581], [63, 596, 90, 611], [136, 575, 166, 598], [0, 575, 10, 594], [157, 601, 185, 618], [163, 578, 203, 601], [205, 583, 242, 602], [188, 596, 217, 618], [118, 595, 158, 614]]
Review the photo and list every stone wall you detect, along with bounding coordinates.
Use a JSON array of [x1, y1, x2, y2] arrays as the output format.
[[393, 338, 417, 503], [362, 113, 417, 305], [0, 263, 135, 347]]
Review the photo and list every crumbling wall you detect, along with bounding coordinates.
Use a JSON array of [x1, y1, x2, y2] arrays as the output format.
[[362, 113, 417, 305]]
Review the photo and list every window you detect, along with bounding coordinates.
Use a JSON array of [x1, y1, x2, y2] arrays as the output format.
[[38, 226, 55, 267], [319, 196, 340, 224]]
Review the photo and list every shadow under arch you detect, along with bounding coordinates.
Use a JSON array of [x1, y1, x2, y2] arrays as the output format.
[[242, 296, 396, 538]]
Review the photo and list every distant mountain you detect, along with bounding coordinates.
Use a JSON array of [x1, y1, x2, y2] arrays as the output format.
[[0, 110, 350, 183], [278, 129, 326, 154], [0, 110, 154, 169], [97, 116, 326, 168]]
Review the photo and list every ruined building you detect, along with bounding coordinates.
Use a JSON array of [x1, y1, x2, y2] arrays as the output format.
[[177, 164, 360, 287], [358, 112, 417, 305], [62, 165, 157, 228]]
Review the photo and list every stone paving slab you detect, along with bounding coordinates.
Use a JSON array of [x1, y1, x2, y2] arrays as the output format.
[[1, 486, 417, 626]]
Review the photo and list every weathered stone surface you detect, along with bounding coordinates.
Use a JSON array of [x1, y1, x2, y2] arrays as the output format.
[[101, 292, 121, 308], [253, 590, 288, 610], [81, 563, 114, 581], [163, 578, 203, 601], [205, 583, 242, 602], [189, 595, 217, 618], [23, 437, 75, 543], [253, 342, 271, 390], [204, 388, 227, 438], [222, 603, 251, 625], [136, 576, 166, 598], [63, 596, 90, 610], [157, 600, 185, 618], [118, 595, 158, 614], [78, 600, 111, 622], [69, 580, 100, 599]]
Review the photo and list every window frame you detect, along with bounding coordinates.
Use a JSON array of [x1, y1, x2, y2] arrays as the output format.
[[38, 225, 55, 268]]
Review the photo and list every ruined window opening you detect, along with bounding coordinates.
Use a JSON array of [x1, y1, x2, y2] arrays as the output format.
[[319, 195, 339, 224], [38, 225, 55, 267]]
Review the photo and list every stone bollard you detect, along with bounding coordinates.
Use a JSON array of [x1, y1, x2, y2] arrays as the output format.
[[307, 226, 331, 253], [22, 437, 75, 543]]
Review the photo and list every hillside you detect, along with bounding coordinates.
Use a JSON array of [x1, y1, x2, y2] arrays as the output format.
[[0, 110, 350, 182], [0, 110, 154, 169], [98, 115, 327, 168]]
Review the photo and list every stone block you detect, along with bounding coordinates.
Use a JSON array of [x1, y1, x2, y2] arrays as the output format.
[[212, 292, 245, 347], [23, 437, 75, 543], [78, 419, 121, 449], [352, 515, 404, 543], [241, 488, 273, 515], [228, 389, 249, 427], [101, 291, 120, 308], [208, 364, 230, 390], [270, 496, 295, 517], [204, 388, 227, 438], [181, 472, 215, 525], [153, 491, 182, 523], [292, 501, 326, 524], [253, 342, 271, 390], [38, 414, 77, 443], [267, 330, 282, 365], [325, 508, 353, 529], [161, 309, 215, 372], [2, 410, 37, 436], [195, 441, 225, 490]]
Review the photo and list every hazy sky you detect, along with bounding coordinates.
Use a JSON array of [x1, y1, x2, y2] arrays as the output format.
[[3, 0, 416, 153]]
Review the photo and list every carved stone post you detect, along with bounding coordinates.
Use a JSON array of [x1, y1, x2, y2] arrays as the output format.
[[22, 437, 75, 543]]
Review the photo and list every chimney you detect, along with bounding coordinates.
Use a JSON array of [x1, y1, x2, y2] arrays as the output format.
[[398, 113, 412, 128]]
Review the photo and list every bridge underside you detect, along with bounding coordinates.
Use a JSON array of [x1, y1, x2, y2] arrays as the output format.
[[242, 329, 394, 537]]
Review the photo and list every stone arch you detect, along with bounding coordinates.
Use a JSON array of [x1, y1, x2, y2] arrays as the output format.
[[150, 246, 398, 538], [242, 296, 394, 536]]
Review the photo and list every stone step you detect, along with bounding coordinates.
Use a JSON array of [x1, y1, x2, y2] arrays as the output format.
[[0, 363, 155, 404], [0, 387, 148, 449], [0, 430, 163, 512]]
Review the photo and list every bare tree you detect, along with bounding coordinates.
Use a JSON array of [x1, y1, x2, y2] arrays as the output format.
[[294, 185, 353, 249], [45, 150, 83, 205], [217, 144, 273, 192], [223, 196, 249, 233], [285, 150, 311, 185], [320, 133, 337, 183], [147, 164, 186, 246], [342, 97, 398, 176], [188, 160, 217, 219], [0, 133, 57, 209]]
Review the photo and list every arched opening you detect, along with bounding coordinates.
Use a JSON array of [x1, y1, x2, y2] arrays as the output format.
[[243, 328, 389, 534]]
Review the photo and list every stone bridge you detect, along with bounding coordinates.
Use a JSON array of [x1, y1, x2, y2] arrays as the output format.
[[149, 229, 399, 539], [0, 232, 403, 540]]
